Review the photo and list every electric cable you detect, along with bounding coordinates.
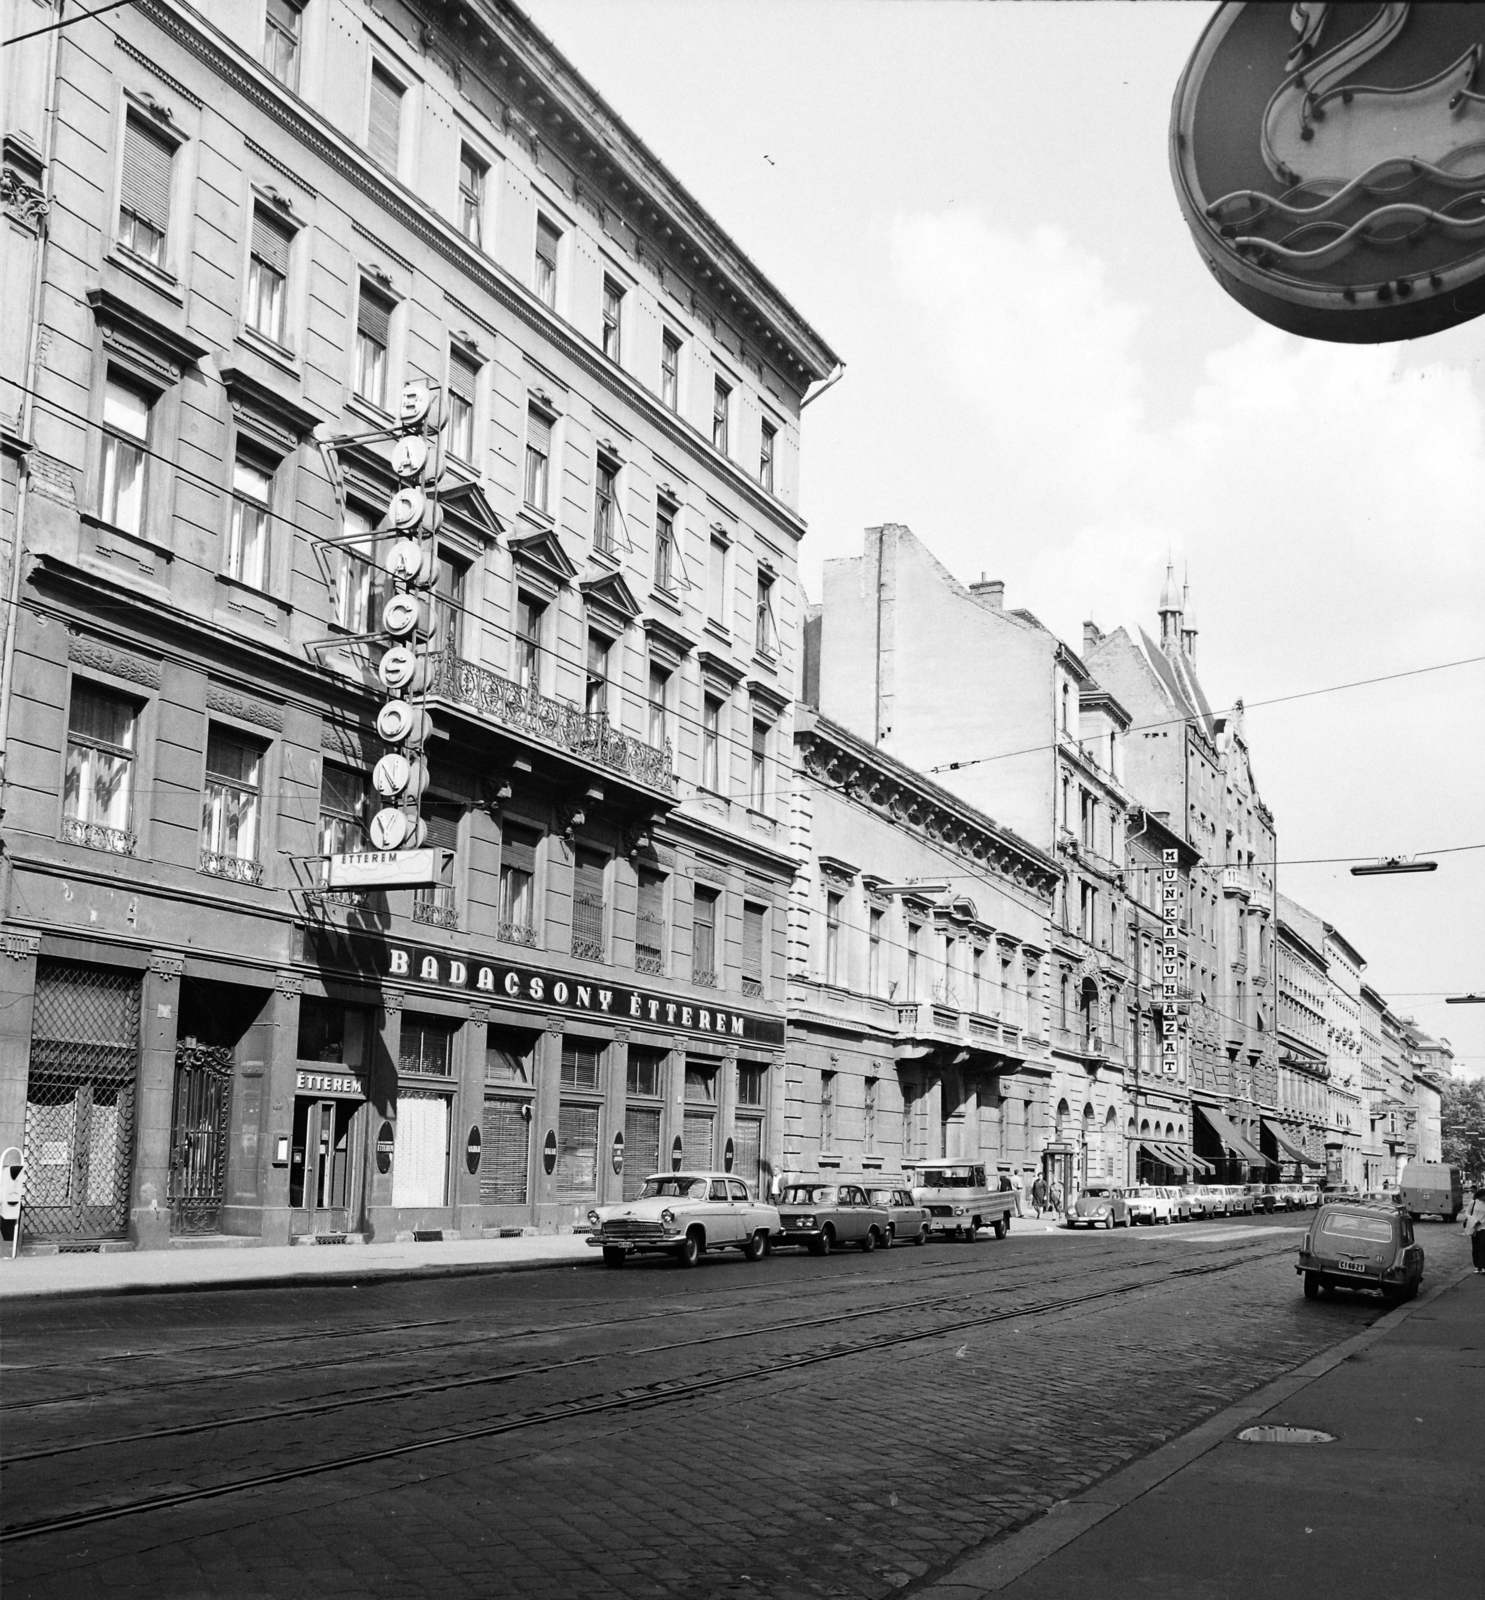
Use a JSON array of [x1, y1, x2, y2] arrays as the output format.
[[2, 0, 137, 48]]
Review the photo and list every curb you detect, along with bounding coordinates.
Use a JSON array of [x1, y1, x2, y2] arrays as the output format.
[[0, 1249, 600, 1303], [909, 1261, 1475, 1598]]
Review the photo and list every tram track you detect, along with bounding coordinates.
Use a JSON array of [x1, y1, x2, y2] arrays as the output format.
[[0, 1239, 1290, 1543], [2, 1235, 1277, 1418]]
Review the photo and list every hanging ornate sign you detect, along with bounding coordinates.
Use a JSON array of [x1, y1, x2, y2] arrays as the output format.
[[1171, 3, 1485, 341]]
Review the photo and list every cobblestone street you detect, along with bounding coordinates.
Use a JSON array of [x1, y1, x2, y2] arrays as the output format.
[[0, 1215, 1420, 1599]]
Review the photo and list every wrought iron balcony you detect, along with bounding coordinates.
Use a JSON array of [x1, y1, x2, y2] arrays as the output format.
[[199, 849, 263, 885], [496, 918, 538, 949], [741, 976, 764, 999], [691, 966, 718, 988], [413, 888, 460, 931], [429, 652, 676, 796], [571, 890, 606, 961], [635, 912, 666, 975], [62, 817, 137, 856]]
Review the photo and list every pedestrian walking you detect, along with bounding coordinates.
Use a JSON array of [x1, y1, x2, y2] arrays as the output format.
[[1010, 1169, 1025, 1218], [1050, 1177, 1064, 1221], [1463, 1187, 1485, 1274], [1031, 1174, 1048, 1218]]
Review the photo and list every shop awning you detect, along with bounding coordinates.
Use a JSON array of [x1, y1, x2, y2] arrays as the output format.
[[1189, 1151, 1216, 1175], [1261, 1118, 1325, 1169], [1196, 1104, 1271, 1169], [1154, 1143, 1194, 1172], [1138, 1141, 1172, 1166]]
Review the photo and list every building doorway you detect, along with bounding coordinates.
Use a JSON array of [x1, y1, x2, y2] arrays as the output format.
[[289, 1097, 363, 1235], [168, 1042, 233, 1235]]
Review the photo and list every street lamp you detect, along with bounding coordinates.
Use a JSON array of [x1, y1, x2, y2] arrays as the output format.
[[1349, 857, 1438, 877], [1444, 994, 1484, 1005]]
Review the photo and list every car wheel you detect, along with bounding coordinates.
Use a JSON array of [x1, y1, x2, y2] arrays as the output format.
[[882, 1224, 895, 1250], [1381, 1286, 1402, 1309], [1103, 1216, 1113, 1230], [915, 1223, 929, 1246], [1161, 1212, 1171, 1226], [743, 1229, 767, 1262], [1303, 1271, 1319, 1300], [808, 1225, 834, 1257], [860, 1227, 878, 1253], [602, 1246, 626, 1268], [992, 1218, 1006, 1240], [675, 1230, 702, 1268]]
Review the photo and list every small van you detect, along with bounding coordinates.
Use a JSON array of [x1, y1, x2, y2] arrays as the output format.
[[1398, 1161, 1464, 1221]]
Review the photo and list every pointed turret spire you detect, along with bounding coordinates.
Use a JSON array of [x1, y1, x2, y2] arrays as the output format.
[[1158, 554, 1183, 651], [1180, 564, 1198, 662]]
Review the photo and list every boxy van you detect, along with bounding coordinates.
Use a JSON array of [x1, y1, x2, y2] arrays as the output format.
[[1398, 1161, 1463, 1221]]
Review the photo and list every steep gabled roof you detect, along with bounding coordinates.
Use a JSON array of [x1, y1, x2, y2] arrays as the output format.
[[1139, 627, 1216, 736]]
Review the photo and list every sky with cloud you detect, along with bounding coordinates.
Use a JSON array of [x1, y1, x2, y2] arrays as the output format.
[[524, 0, 1485, 1077]]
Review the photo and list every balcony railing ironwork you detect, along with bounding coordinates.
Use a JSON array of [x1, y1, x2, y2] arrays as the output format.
[[496, 918, 538, 948], [572, 891, 606, 961], [691, 966, 717, 988], [635, 911, 666, 976], [741, 975, 764, 999], [62, 817, 136, 855], [413, 887, 459, 930], [199, 849, 263, 885], [429, 652, 675, 795]]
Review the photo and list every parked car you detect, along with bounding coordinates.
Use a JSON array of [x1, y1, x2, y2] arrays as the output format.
[[863, 1183, 930, 1247], [1275, 1183, 1306, 1211], [904, 1159, 1015, 1241], [1125, 1185, 1174, 1226], [1298, 1183, 1323, 1208], [1198, 1184, 1229, 1217], [1179, 1182, 1210, 1219], [1398, 1160, 1464, 1221], [1253, 1184, 1283, 1213], [775, 1180, 889, 1254], [1321, 1182, 1363, 1205], [1068, 1182, 1131, 1229], [1163, 1185, 1194, 1222], [587, 1172, 779, 1268], [1297, 1202, 1425, 1306], [1227, 1185, 1255, 1216]]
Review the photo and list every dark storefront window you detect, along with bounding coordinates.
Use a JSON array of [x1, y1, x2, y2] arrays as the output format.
[[297, 999, 370, 1067], [399, 1013, 456, 1076], [561, 1037, 603, 1090]]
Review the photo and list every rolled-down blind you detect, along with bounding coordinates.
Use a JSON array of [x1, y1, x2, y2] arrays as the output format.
[[527, 410, 551, 456], [481, 1097, 529, 1205], [358, 286, 392, 347], [367, 64, 403, 168], [742, 904, 764, 980], [502, 824, 538, 874], [732, 1117, 761, 1191], [121, 115, 173, 231], [623, 1108, 660, 1201], [252, 208, 291, 274], [391, 1092, 448, 1208], [449, 352, 478, 402], [682, 1111, 714, 1170]]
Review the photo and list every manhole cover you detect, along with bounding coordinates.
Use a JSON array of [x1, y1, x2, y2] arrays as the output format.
[[1237, 1426, 1335, 1444]]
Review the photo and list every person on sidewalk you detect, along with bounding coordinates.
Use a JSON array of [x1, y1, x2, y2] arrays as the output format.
[[1010, 1169, 1025, 1218], [1462, 1187, 1485, 1273], [1050, 1176, 1064, 1222], [1032, 1174, 1048, 1218]]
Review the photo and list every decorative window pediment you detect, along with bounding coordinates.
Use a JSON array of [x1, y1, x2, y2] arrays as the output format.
[[580, 567, 641, 625], [642, 615, 696, 664], [218, 363, 324, 451], [439, 479, 504, 543], [697, 647, 745, 692], [88, 287, 208, 387], [508, 526, 577, 587], [747, 676, 789, 720]]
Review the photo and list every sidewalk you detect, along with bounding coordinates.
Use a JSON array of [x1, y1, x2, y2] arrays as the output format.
[[917, 1229, 1483, 1599]]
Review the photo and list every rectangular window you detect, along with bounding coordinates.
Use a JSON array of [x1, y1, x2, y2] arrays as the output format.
[[868, 908, 883, 996], [119, 113, 172, 265], [433, 550, 466, 657], [1081, 789, 1095, 850], [560, 1037, 602, 1091], [742, 902, 765, 995], [593, 457, 617, 555], [759, 420, 776, 492], [707, 536, 728, 627], [355, 285, 392, 410], [99, 376, 149, 536], [1000, 953, 1013, 1019], [333, 506, 375, 632], [972, 946, 986, 1013], [647, 662, 671, 750], [200, 726, 263, 874], [684, 1064, 717, 1103], [317, 761, 367, 868], [584, 630, 611, 718], [627, 1047, 663, 1098], [622, 1105, 660, 1201], [247, 207, 291, 345], [653, 503, 676, 592], [63, 683, 136, 850], [447, 348, 478, 462], [412, 803, 459, 928], [485, 1026, 534, 1085], [864, 1076, 878, 1153], [556, 1103, 599, 1195], [226, 451, 272, 589], [906, 921, 920, 1001], [367, 62, 403, 171], [901, 1082, 916, 1160], [754, 569, 776, 656], [498, 822, 539, 946], [1080, 881, 1096, 942], [601, 276, 624, 361], [263, 0, 302, 91], [571, 848, 606, 961], [636, 869, 666, 975], [534, 217, 560, 308], [482, 1097, 530, 1205], [825, 892, 842, 985], [392, 1091, 449, 1206], [524, 408, 551, 511], [691, 888, 718, 986], [701, 694, 721, 792], [738, 1063, 765, 1108], [820, 1070, 836, 1147], [712, 377, 730, 454], [515, 592, 544, 692], [457, 144, 486, 244], [297, 999, 369, 1067], [749, 720, 768, 811], [660, 331, 681, 410]]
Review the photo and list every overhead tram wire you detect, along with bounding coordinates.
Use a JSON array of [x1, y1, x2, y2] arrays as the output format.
[[2, 0, 138, 47]]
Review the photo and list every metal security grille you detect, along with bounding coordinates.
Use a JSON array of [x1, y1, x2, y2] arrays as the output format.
[[682, 1111, 714, 1171], [168, 1043, 233, 1235], [623, 1107, 660, 1201], [481, 1097, 529, 1206], [22, 961, 141, 1240], [732, 1117, 762, 1192]]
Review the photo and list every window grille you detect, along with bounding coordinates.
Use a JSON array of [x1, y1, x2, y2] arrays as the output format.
[[571, 849, 606, 961]]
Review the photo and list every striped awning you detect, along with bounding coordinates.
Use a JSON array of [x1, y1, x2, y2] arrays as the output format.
[[1262, 1117, 1325, 1169], [1196, 1104, 1270, 1169]]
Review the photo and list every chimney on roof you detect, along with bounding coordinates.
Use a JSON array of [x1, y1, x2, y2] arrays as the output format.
[[970, 576, 1005, 610], [1083, 619, 1103, 655]]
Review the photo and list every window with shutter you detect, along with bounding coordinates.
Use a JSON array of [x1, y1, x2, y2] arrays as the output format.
[[119, 115, 174, 265], [448, 350, 478, 461], [622, 1107, 660, 1201], [247, 209, 292, 343], [367, 63, 403, 171], [391, 1091, 449, 1207], [732, 1118, 762, 1190], [556, 1103, 599, 1194], [682, 1110, 714, 1170], [524, 409, 552, 510], [498, 823, 539, 945], [691, 888, 717, 986], [742, 903, 765, 995], [571, 850, 606, 961], [481, 1097, 529, 1205], [561, 1037, 602, 1091], [414, 805, 460, 928], [355, 286, 393, 409]]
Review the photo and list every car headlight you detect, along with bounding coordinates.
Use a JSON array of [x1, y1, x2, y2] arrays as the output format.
[[587, 1210, 601, 1227], [953, 1206, 966, 1216], [660, 1209, 675, 1226], [1096, 1207, 1109, 1217], [799, 1215, 817, 1228]]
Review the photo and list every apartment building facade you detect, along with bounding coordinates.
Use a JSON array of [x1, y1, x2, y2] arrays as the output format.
[[0, 0, 836, 1248]]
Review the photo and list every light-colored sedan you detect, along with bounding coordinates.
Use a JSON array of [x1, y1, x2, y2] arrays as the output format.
[[776, 1180, 890, 1255], [1163, 1185, 1195, 1222], [587, 1172, 779, 1268], [864, 1183, 930, 1247], [1125, 1185, 1174, 1226], [1179, 1183, 1211, 1219]]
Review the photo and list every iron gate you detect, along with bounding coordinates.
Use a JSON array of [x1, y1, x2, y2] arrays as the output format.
[[22, 961, 141, 1240], [168, 1043, 234, 1234]]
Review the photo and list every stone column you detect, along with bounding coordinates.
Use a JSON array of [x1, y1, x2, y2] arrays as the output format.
[[129, 953, 183, 1250], [452, 1004, 488, 1237], [532, 1015, 564, 1228], [602, 1027, 629, 1204], [0, 933, 39, 1249]]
